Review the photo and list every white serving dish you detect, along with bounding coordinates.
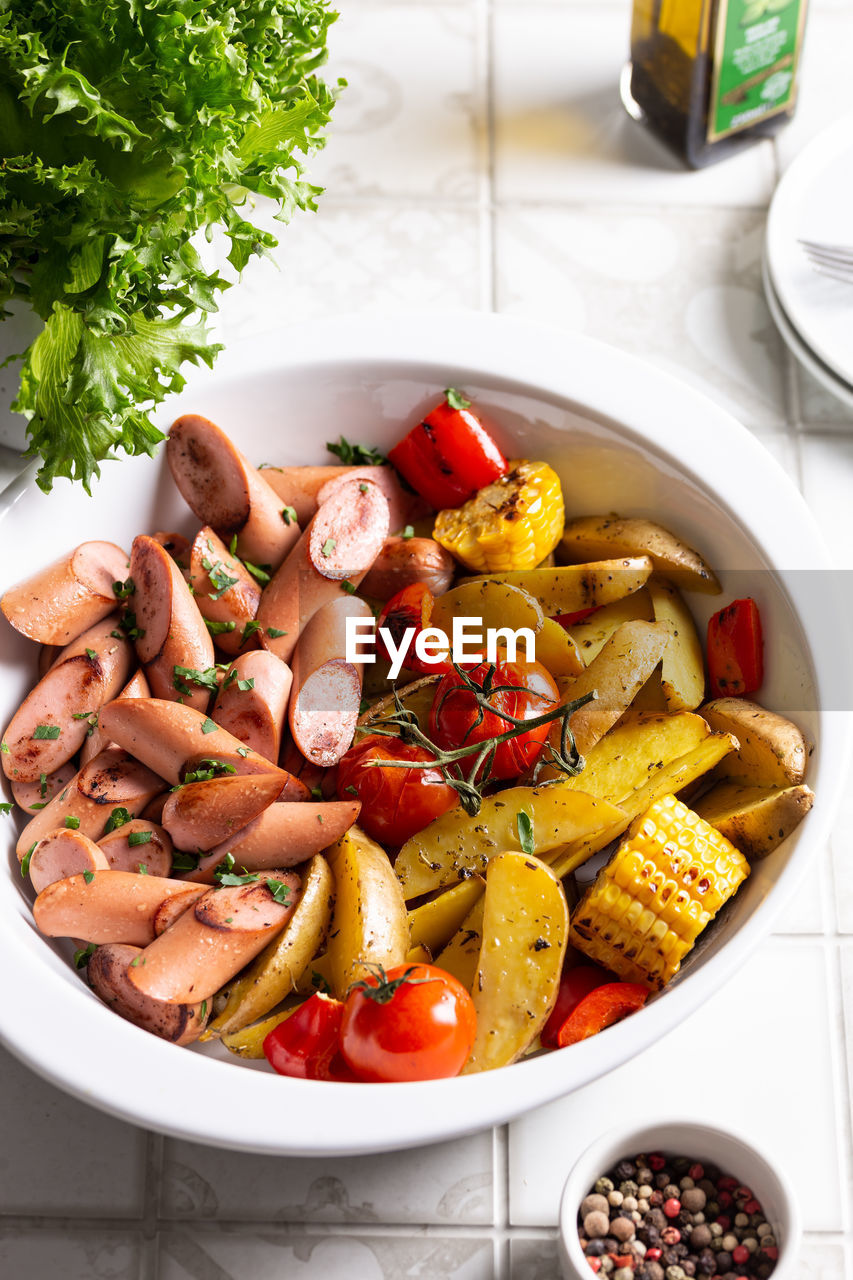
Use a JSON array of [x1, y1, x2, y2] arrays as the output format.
[[559, 1119, 800, 1280], [0, 312, 847, 1155]]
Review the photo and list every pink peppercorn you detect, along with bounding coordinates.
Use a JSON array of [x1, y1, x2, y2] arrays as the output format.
[[716, 1215, 731, 1230], [735, 1186, 752, 1200], [762, 1246, 780, 1261], [718, 1176, 738, 1192], [587, 1259, 601, 1274], [743, 1198, 761, 1215], [732, 1245, 749, 1265], [661, 1227, 681, 1245], [646, 1249, 662, 1261], [663, 1198, 681, 1218], [649, 1154, 667, 1171], [717, 1191, 733, 1210], [688, 1163, 704, 1180]]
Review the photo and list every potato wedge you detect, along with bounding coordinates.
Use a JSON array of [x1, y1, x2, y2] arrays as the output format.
[[547, 731, 738, 879], [358, 675, 439, 731], [431, 579, 544, 649], [537, 620, 672, 778], [701, 698, 809, 787], [559, 516, 720, 594], [462, 853, 568, 1074], [693, 780, 814, 859], [408, 877, 486, 955], [460, 558, 654, 615], [434, 895, 486, 991], [394, 787, 625, 900], [567, 587, 653, 662], [221, 1005, 298, 1059], [205, 854, 334, 1038], [559, 711, 710, 805], [534, 616, 585, 677], [649, 578, 706, 712], [326, 825, 409, 998], [622, 666, 667, 716]]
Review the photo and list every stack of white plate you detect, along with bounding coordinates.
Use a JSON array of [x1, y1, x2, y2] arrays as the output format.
[[765, 115, 853, 412]]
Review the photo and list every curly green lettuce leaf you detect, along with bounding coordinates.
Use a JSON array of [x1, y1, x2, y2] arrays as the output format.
[[0, 0, 340, 491]]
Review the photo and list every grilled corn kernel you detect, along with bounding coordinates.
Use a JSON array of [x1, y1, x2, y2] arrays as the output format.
[[569, 792, 750, 990], [433, 459, 564, 573]]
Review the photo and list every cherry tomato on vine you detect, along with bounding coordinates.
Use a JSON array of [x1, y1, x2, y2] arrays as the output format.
[[376, 582, 450, 676], [337, 733, 458, 846], [340, 963, 477, 1083], [429, 657, 559, 781], [262, 993, 357, 1081]]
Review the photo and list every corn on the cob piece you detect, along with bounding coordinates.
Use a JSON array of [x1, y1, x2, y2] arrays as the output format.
[[569, 792, 750, 990], [433, 459, 564, 573]]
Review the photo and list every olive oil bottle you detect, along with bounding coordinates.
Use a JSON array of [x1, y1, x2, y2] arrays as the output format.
[[623, 0, 809, 168]]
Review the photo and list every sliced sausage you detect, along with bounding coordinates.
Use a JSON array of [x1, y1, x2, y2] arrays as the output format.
[[28, 830, 111, 896], [317, 466, 429, 534], [181, 527, 262, 658], [98, 698, 286, 786], [181, 750, 310, 801], [289, 597, 372, 767], [1, 541, 129, 646], [260, 464, 355, 524], [141, 793, 168, 824], [185, 799, 361, 882], [161, 772, 284, 852], [167, 414, 301, 570], [3, 619, 134, 782], [12, 760, 77, 817], [211, 651, 292, 763], [127, 872, 301, 1003], [16, 748, 165, 861], [360, 536, 456, 600], [81, 668, 151, 767], [151, 531, 191, 562], [88, 943, 209, 1045], [152, 890, 207, 936], [130, 535, 215, 711], [33, 872, 207, 946], [257, 477, 389, 663], [97, 820, 173, 877]]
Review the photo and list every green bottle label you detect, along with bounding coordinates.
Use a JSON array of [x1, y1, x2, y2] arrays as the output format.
[[707, 0, 807, 142]]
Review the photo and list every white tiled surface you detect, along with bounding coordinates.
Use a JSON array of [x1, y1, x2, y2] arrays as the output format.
[[2, 3, 853, 1278]]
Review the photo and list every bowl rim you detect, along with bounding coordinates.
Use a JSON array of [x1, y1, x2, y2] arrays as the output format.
[[0, 310, 849, 1156], [557, 1116, 802, 1280]]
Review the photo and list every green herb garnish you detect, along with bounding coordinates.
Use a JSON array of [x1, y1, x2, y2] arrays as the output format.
[[64, 815, 81, 830], [103, 806, 132, 833], [516, 811, 535, 855], [444, 388, 471, 411], [281, 505, 298, 525], [128, 830, 153, 848], [32, 725, 61, 740], [267, 627, 288, 638], [327, 437, 386, 466], [74, 943, 98, 969]]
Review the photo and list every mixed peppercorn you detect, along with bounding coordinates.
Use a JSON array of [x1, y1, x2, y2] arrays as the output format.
[[577, 1153, 779, 1278]]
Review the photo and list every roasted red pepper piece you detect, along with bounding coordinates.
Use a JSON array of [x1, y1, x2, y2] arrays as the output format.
[[540, 962, 612, 1047], [263, 993, 357, 1081], [553, 607, 600, 629], [555, 982, 648, 1048], [707, 597, 763, 698], [388, 389, 507, 511]]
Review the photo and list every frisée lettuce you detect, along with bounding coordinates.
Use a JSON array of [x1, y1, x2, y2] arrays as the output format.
[[0, 0, 339, 491]]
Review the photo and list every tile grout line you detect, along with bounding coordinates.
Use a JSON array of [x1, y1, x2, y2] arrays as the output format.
[[493, 1122, 511, 1278], [141, 1131, 164, 1280], [828, 942, 853, 1236]]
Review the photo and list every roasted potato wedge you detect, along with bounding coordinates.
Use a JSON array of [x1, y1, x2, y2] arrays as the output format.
[[693, 780, 814, 859], [701, 698, 809, 787], [460, 558, 654, 616], [649, 578, 706, 712], [358, 675, 439, 731], [394, 787, 625, 900], [534, 616, 585, 677], [559, 711, 710, 805], [408, 877, 486, 955], [622, 666, 667, 715], [538, 620, 672, 778], [462, 853, 568, 1074], [548, 731, 738, 879], [431, 579, 544, 647], [559, 516, 720, 594], [434, 895, 486, 991], [326, 825, 409, 998], [567, 587, 653, 662], [206, 854, 334, 1038], [220, 1005, 298, 1059]]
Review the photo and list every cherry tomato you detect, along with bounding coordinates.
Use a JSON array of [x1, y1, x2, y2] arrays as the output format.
[[337, 733, 458, 846], [429, 657, 559, 781], [340, 963, 477, 1083], [262, 993, 357, 1081], [375, 582, 447, 676]]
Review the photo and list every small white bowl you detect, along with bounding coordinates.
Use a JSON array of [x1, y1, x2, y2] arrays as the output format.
[[559, 1119, 800, 1279]]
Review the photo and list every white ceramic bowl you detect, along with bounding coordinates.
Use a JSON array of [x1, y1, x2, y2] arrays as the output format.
[[0, 312, 847, 1155], [559, 1119, 800, 1279]]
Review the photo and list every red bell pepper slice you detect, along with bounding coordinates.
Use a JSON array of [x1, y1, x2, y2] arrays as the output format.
[[553, 607, 601, 630], [388, 389, 507, 511], [555, 982, 649, 1048], [540, 963, 612, 1047], [707, 597, 763, 698], [263, 993, 357, 1081]]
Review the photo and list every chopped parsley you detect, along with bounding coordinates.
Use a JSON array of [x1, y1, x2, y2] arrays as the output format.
[[213, 854, 260, 887], [82, 870, 95, 885], [173, 664, 223, 696], [0, 741, 8, 754], [171, 850, 201, 873], [281, 505, 298, 526], [243, 560, 271, 585], [112, 578, 136, 600], [180, 759, 237, 786], [202, 556, 239, 601], [402, 525, 414, 540], [266, 879, 291, 905], [38, 773, 47, 799], [327, 436, 386, 467], [201, 718, 218, 735], [444, 387, 471, 411], [266, 627, 288, 638], [516, 811, 535, 856], [199, 1000, 208, 1020], [228, 533, 239, 557], [85, 647, 97, 660], [32, 724, 61, 740], [205, 618, 237, 637], [236, 746, 250, 758], [114, 611, 145, 640], [0, 802, 12, 816], [341, 580, 356, 595], [128, 830, 153, 847], [241, 619, 262, 643], [320, 538, 336, 558], [359, 482, 369, 493], [104, 806, 132, 833], [64, 815, 80, 829], [20, 844, 36, 877], [74, 943, 97, 969]]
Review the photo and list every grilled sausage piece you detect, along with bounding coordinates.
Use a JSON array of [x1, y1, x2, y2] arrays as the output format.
[[161, 771, 284, 852], [184, 799, 361, 882], [181, 526, 262, 658], [212, 651, 292, 763], [28, 830, 111, 896], [88, 943, 210, 1045], [130, 535, 215, 711], [289, 597, 372, 768], [33, 872, 207, 946], [1, 541, 130, 646]]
